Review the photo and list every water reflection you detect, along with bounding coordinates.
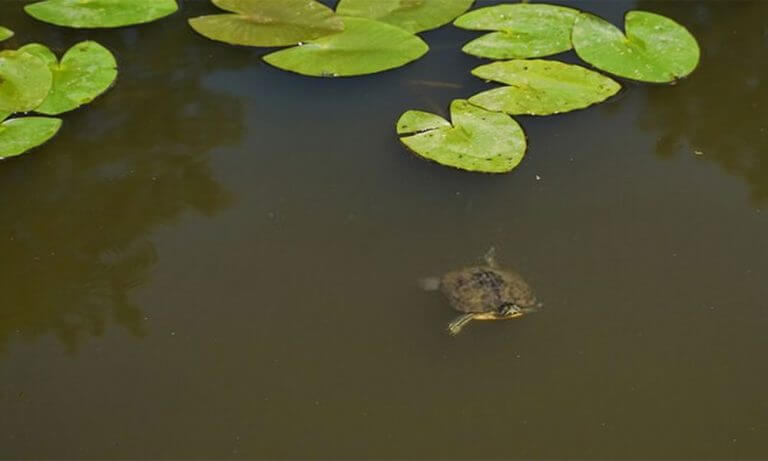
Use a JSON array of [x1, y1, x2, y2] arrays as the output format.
[[638, 1, 768, 200], [0, 18, 245, 354]]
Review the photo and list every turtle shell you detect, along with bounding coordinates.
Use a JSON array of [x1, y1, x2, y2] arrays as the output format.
[[439, 266, 537, 314]]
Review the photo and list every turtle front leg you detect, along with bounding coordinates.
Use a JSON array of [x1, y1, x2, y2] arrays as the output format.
[[448, 313, 476, 335]]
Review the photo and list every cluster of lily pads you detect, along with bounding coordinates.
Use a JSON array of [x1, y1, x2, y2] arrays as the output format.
[[188, 0, 474, 77], [397, 3, 700, 173], [2, 0, 700, 174], [0, 31, 118, 159]]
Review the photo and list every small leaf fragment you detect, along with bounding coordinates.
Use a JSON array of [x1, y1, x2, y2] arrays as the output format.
[[0, 49, 53, 113], [263, 17, 429, 77], [0, 116, 62, 160], [337, 0, 474, 33], [24, 0, 179, 28], [454, 3, 579, 59], [188, 0, 344, 47], [0, 27, 13, 42], [397, 99, 527, 173], [19, 41, 118, 115], [469, 59, 621, 115], [572, 11, 700, 83]]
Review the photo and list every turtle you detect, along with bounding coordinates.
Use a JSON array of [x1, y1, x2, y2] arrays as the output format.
[[421, 248, 541, 335]]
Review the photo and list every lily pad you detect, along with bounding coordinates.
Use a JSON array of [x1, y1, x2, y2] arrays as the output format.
[[188, 0, 344, 47], [454, 3, 579, 59], [336, 0, 474, 33], [25, 0, 179, 28], [263, 16, 429, 77], [469, 59, 621, 115], [0, 116, 62, 160], [19, 42, 118, 115], [0, 27, 13, 42], [397, 99, 526, 173], [0, 49, 53, 113], [572, 11, 700, 83]]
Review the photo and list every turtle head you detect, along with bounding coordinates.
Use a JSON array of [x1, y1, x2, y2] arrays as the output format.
[[496, 303, 524, 319]]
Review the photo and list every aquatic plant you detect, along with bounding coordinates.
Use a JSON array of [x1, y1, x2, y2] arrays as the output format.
[[397, 99, 526, 173], [263, 16, 428, 77], [468, 60, 621, 116], [454, 3, 579, 59], [19, 42, 118, 115], [0, 115, 62, 159], [25, 0, 179, 28], [394, 5, 700, 173], [188, 0, 344, 47], [3, 1, 700, 174], [336, 0, 474, 33], [189, 0, 470, 77], [0, 26, 13, 42], [0, 40, 118, 159], [572, 11, 700, 83]]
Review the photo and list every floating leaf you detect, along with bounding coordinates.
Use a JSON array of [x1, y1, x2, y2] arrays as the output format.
[[0, 50, 53, 113], [572, 11, 700, 83], [25, 0, 179, 28], [19, 42, 117, 115], [469, 59, 620, 116], [0, 27, 13, 42], [263, 17, 428, 77], [397, 99, 526, 173], [454, 3, 579, 59], [189, 0, 344, 47], [0, 116, 62, 160], [336, 0, 474, 33], [396, 110, 451, 135]]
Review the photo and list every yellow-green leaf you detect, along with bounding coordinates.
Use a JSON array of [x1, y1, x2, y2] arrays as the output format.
[[469, 59, 620, 115], [0, 116, 62, 160], [25, 0, 178, 28], [0, 49, 53, 113], [263, 17, 428, 77], [572, 11, 700, 83], [397, 99, 526, 173], [0, 26, 13, 42], [454, 3, 579, 59], [20, 41, 118, 115], [337, 0, 474, 33], [189, 0, 344, 47]]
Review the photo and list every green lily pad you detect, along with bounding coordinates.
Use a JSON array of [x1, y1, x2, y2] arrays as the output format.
[[19, 42, 118, 115], [263, 16, 429, 77], [454, 3, 579, 59], [0, 49, 53, 113], [0, 27, 13, 42], [397, 99, 526, 173], [0, 116, 62, 160], [188, 0, 344, 47], [572, 11, 700, 83], [469, 59, 621, 116], [336, 0, 474, 33], [25, 0, 179, 28]]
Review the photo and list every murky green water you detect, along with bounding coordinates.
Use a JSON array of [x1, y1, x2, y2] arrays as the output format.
[[2, 0, 767, 458]]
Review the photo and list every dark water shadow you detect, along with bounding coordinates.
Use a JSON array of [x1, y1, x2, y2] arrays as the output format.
[[0, 11, 246, 355], [636, 1, 768, 201]]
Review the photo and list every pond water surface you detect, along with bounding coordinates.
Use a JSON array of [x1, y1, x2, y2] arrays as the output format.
[[1, 0, 768, 458]]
